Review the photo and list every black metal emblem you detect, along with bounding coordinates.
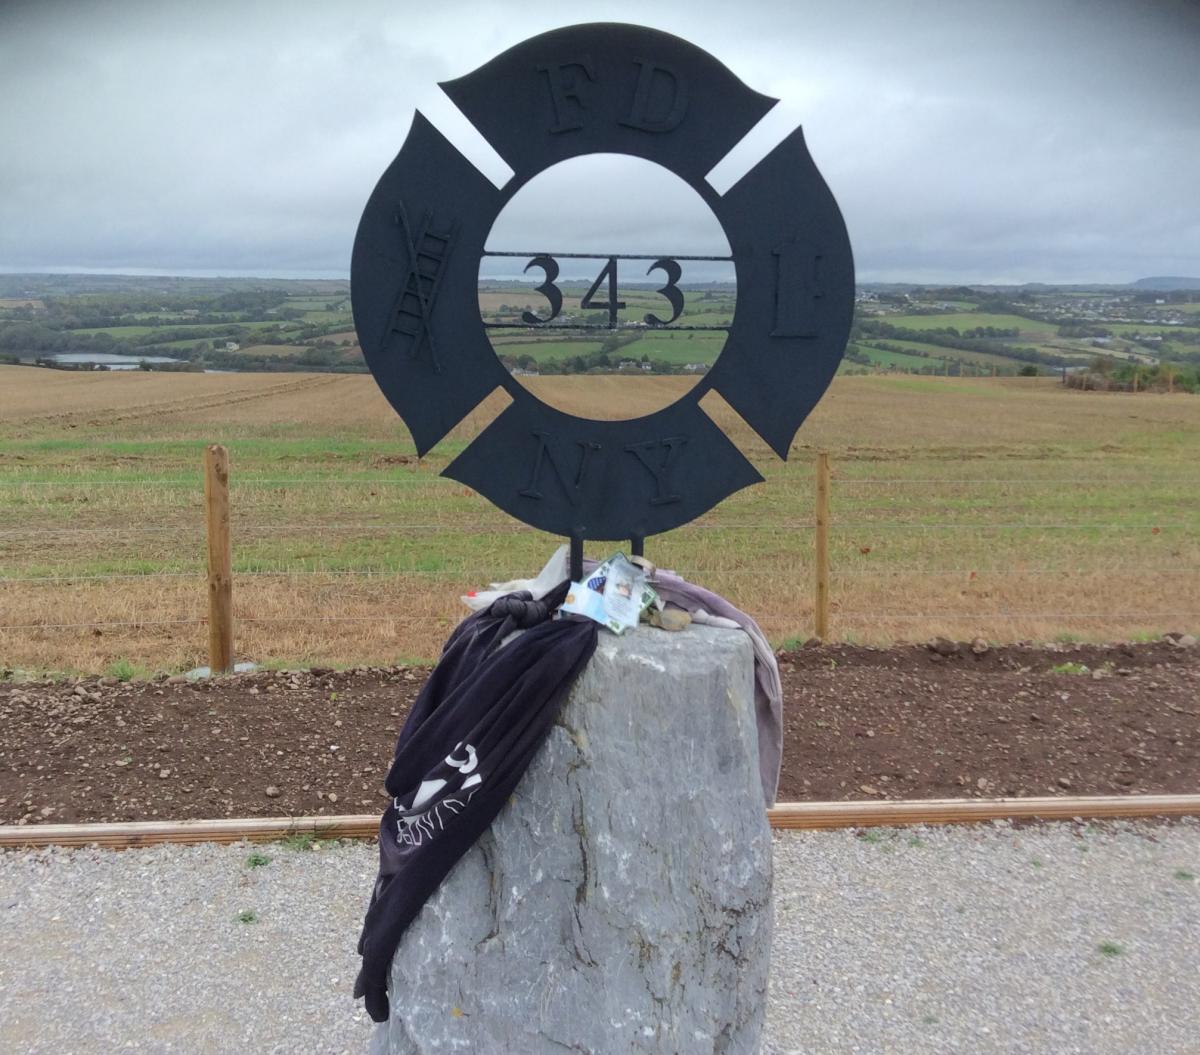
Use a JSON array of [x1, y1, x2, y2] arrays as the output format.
[[351, 23, 854, 573]]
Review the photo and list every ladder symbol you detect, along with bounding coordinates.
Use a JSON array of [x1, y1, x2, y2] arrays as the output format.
[[383, 203, 457, 374]]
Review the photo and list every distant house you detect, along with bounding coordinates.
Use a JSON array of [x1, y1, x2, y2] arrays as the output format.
[[225, 342, 240, 351], [683, 362, 709, 373]]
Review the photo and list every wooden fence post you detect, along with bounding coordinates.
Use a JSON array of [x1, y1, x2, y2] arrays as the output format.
[[814, 450, 830, 640], [203, 444, 234, 674]]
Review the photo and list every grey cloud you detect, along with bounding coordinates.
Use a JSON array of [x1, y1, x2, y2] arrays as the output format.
[[1, 0, 1197, 283]]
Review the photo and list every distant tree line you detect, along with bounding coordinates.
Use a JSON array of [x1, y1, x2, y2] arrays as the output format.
[[0, 316, 364, 373], [1068, 357, 1197, 394], [499, 332, 707, 376], [25, 290, 294, 330]]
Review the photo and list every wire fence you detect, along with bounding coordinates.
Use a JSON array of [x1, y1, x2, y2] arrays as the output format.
[[2, 457, 1198, 648]]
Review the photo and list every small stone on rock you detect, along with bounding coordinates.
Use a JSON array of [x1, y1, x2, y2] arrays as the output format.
[[265, 785, 280, 798]]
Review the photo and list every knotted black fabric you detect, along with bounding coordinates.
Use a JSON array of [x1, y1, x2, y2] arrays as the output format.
[[354, 584, 598, 1022]]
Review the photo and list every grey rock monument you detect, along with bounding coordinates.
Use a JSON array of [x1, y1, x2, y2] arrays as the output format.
[[371, 623, 773, 1054]]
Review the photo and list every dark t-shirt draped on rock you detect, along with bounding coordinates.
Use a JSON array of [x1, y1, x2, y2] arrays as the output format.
[[354, 585, 598, 1022]]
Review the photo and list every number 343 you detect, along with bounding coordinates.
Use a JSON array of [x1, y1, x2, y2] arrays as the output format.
[[519, 255, 684, 329]]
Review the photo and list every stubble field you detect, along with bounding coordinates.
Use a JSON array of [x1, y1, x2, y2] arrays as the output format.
[[1, 366, 1197, 675]]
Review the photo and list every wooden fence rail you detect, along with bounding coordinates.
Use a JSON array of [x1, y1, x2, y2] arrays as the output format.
[[191, 446, 836, 659], [4, 795, 1199, 850]]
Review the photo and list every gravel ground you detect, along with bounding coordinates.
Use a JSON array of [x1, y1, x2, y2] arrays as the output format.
[[2, 821, 1198, 1054]]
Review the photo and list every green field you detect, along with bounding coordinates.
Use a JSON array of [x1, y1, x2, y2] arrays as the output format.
[[1102, 322, 1200, 337], [1, 367, 1197, 674], [866, 338, 1023, 369], [885, 312, 1060, 335], [491, 340, 607, 362], [489, 330, 725, 367], [626, 331, 725, 363], [848, 342, 933, 371], [71, 324, 177, 338], [287, 297, 348, 311], [73, 320, 289, 338]]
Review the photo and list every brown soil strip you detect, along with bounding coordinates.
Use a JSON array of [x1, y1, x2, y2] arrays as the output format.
[[1, 640, 1197, 827]]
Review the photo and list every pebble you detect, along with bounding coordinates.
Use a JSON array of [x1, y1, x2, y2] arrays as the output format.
[[264, 786, 281, 799], [1, 821, 1197, 1053]]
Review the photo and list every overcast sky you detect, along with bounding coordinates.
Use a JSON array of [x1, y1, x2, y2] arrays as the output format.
[[1, 0, 1197, 284]]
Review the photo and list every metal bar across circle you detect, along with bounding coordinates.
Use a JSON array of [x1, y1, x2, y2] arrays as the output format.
[[481, 251, 734, 261], [483, 322, 730, 331]]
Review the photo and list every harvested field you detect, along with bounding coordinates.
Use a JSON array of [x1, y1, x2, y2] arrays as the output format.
[[1, 639, 1197, 826], [1, 366, 1198, 673]]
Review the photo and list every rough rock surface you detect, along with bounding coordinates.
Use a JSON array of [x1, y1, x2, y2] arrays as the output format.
[[372, 623, 773, 1054]]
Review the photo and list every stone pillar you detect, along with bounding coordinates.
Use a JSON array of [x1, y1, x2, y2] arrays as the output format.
[[372, 623, 773, 1055]]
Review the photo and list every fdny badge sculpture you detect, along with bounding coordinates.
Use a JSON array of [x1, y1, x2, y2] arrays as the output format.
[[351, 23, 854, 573]]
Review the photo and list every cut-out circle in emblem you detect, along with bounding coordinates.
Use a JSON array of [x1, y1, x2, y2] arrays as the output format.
[[478, 153, 735, 419]]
